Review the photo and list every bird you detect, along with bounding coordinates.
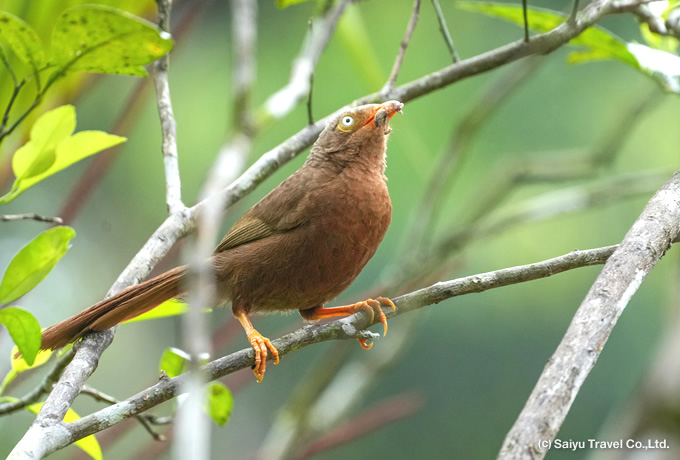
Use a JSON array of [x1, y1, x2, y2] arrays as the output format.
[[38, 100, 404, 382]]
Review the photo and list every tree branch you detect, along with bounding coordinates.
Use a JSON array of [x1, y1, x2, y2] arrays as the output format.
[[151, 0, 184, 215], [498, 171, 680, 460], [0, 213, 63, 224], [13, 244, 624, 454]]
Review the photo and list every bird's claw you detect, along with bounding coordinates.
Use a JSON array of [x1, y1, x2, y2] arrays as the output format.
[[247, 330, 279, 383], [354, 296, 396, 349]]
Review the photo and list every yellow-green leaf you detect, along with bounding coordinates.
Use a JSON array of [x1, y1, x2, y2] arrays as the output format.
[[0, 307, 41, 365], [458, 2, 638, 67], [275, 0, 315, 7], [2, 347, 53, 395], [159, 347, 189, 378], [0, 11, 45, 69], [11, 346, 52, 372], [0, 226, 76, 304], [204, 382, 233, 426], [26, 403, 102, 460], [51, 5, 174, 77], [641, 23, 679, 53], [0, 105, 125, 203], [458, 1, 680, 93], [12, 105, 75, 180], [122, 298, 188, 324]]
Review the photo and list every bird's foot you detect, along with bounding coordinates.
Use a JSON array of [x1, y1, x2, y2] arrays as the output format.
[[300, 297, 396, 349], [246, 329, 279, 383]]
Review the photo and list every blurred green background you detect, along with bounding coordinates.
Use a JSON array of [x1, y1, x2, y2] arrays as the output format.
[[1, 0, 678, 459]]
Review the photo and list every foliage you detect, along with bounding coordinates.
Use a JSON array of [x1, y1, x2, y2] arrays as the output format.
[[458, 1, 680, 93], [0, 3, 172, 444]]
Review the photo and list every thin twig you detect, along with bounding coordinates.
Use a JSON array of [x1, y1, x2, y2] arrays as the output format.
[[0, 213, 63, 224], [570, 0, 581, 23], [498, 172, 680, 460], [306, 21, 314, 125], [80, 385, 165, 441], [431, 0, 460, 62], [0, 52, 22, 136], [152, 0, 184, 215], [383, 0, 422, 92], [522, 0, 530, 42], [262, 0, 350, 119]]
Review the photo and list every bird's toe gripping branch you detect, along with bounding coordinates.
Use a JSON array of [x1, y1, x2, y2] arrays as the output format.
[[302, 296, 396, 350], [235, 310, 280, 382], [247, 329, 279, 383]]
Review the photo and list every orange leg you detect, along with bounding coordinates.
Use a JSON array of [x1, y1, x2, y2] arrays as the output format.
[[234, 309, 279, 382], [300, 297, 396, 350]]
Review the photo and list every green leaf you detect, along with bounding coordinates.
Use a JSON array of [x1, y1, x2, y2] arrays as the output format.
[[204, 382, 233, 426], [51, 5, 174, 77], [0, 105, 125, 203], [0, 226, 76, 304], [0, 11, 45, 69], [122, 298, 188, 324], [458, 2, 638, 68], [27, 403, 102, 460], [159, 347, 189, 378], [0, 307, 41, 365], [640, 23, 679, 53], [275, 0, 315, 7], [458, 2, 680, 93]]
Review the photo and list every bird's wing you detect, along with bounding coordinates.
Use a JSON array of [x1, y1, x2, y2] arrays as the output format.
[[214, 215, 276, 253], [214, 170, 315, 253]]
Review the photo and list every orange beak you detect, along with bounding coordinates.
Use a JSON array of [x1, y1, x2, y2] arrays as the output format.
[[364, 100, 404, 127]]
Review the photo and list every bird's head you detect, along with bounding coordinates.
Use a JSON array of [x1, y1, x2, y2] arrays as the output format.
[[309, 100, 403, 170]]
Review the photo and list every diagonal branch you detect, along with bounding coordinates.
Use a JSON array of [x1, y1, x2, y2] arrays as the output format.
[[11, 244, 623, 455], [498, 171, 680, 460]]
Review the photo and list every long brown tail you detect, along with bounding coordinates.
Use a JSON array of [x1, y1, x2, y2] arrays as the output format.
[[40, 265, 188, 350]]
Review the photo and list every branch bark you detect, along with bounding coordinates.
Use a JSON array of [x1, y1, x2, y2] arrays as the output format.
[[498, 171, 680, 460]]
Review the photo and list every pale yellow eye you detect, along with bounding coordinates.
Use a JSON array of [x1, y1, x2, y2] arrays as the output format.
[[337, 115, 355, 132]]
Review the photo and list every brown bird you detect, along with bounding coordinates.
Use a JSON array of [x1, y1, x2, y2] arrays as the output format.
[[39, 100, 403, 382]]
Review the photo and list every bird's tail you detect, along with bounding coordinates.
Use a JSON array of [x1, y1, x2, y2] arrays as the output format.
[[39, 265, 188, 351]]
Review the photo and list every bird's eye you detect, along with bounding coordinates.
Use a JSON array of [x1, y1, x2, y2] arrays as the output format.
[[342, 116, 354, 126]]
